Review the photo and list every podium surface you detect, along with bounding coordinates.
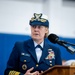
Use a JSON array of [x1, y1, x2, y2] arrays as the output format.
[[41, 65, 75, 75]]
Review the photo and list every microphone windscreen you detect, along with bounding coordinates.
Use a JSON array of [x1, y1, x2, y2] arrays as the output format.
[[48, 34, 59, 43]]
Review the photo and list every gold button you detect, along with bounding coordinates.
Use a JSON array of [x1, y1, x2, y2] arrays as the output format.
[[50, 64, 52, 66], [36, 64, 38, 67], [24, 60, 26, 62]]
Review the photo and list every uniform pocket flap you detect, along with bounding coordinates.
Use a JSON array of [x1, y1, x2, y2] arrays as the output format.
[[20, 56, 31, 62]]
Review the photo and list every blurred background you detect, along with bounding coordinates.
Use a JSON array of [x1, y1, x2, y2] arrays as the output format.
[[0, 0, 75, 75]]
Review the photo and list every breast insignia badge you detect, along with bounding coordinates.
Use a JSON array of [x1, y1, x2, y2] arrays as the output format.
[[22, 64, 27, 70], [45, 48, 55, 60]]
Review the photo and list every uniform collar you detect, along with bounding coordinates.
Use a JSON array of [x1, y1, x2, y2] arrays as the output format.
[[33, 40, 44, 48]]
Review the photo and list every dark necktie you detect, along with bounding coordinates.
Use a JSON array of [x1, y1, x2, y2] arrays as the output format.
[[35, 45, 43, 50]]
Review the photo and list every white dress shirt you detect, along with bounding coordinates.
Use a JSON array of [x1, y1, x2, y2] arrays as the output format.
[[34, 41, 44, 63]]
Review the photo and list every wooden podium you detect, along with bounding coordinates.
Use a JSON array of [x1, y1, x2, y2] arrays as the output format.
[[40, 65, 75, 75]]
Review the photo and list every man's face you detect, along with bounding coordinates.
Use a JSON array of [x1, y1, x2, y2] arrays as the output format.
[[31, 25, 48, 41]]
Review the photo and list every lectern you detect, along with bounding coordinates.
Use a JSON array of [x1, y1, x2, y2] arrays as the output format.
[[41, 65, 75, 75]]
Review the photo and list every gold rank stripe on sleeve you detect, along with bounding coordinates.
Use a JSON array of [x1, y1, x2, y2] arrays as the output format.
[[9, 71, 20, 75]]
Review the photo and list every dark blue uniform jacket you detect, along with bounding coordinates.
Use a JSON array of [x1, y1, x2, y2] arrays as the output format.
[[4, 39, 62, 75]]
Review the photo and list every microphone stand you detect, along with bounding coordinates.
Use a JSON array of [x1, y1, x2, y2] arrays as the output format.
[[57, 41, 75, 54], [60, 40, 75, 46]]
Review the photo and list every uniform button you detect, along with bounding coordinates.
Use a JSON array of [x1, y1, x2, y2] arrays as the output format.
[[24, 60, 26, 62], [36, 64, 39, 67], [50, 64, 52, 66]]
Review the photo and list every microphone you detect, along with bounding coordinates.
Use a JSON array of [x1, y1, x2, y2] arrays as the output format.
[[48, 33, 75, 54]]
